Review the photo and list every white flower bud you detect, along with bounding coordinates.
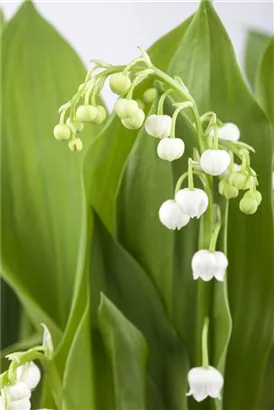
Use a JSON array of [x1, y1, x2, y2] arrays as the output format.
[[145, 114, 172, 139], [220, 123, 240, 141], [191, 250, 228, 281], [68, 138, 83, 152], [157, 138, 185, 162], [121, 109, 145, 130], [53, 124, 71, 141], [200, 149, 230, 176], [159, 200, 190, 230], [175, 188, 208, 218], [75, 105, 97, 122], [16, 362, 41, 390], [209, 122, 240, 141], [114, 99, 139, 119], [187, 366, 224, 402], [9, 398, 31, 410], [42, 323, 54, 360], [8, 382, 31, 401]]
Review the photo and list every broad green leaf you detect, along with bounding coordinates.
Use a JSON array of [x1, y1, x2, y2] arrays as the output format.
[[61, 299, 93, 410], [168, 1, 274, 409], [90, 212, 189, 409], [0, 280, 20, 350], [83, 116, 136, 232], [1, 1, 102, 337], [244, 30, 270, 89], [98, 293, 148, 410], [255, 37, 274, 125]]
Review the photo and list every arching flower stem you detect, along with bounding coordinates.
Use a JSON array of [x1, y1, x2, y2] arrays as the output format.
[[202, 317, 210, 369]]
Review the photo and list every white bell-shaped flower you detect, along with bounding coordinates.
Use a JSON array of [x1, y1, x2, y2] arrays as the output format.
[[191, 250, 228, 281], [200, 149, 230, 176], [187, 366, 224, 402], [209, 122, 240, 141], [8, 382, 31, 401], [9, 397, 31, 410], [175, 188, 208, 218], [157, 138, 185, 161], [16, 362, 41, 390], [145, 114, 172, 139], [159, 200, 190, 230]]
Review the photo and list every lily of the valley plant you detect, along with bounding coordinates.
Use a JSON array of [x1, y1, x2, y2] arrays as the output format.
[[52, 47, 260, 402]]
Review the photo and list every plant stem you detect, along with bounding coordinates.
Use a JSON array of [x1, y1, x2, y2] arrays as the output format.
[[209, 222, 222, 252], [202, 317, 210, 368], [152, 67, 205, 151]]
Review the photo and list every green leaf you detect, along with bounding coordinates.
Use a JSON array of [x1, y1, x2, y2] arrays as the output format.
[[90, 212, 189, 409], [255, 37, 274, 124], [1, 1, 102, 337], [83, 116, 137, 233], [0, 280, 20, 350], [98, 293, 148, 410], [168, 1, 274, 408], [61, 299, 93, 409], [244, 30, 270, 89]]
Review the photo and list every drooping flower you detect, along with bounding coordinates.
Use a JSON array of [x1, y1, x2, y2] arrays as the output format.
[[16, 362, 41, 391], [214, 122, 240, 141], [175, 188, 208, 218], [186, 366, 224, 402], [7, 382, 31, 402], [109, 73, 131, 95], [75, 105, 98, 122], [53, 124, 71, 141], [114, 98, 139, 119], [145, 114, 172, 138], [239, 196, 258, 215], [122, 108, 145, 130], [159, 200, 190, 230], [191, 249, 228, 281], [200, 149, 231, 176], [157, 138, 185, 161], [9, 397, 31, 410]]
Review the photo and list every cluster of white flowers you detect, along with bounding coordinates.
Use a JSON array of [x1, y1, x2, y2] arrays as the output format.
[[145, 115, 185, 162], [0, 362, 41, 410], [159, 187, 208, 231]]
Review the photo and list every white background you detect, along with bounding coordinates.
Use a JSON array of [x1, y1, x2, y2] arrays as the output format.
[[2, 1, 273, 105]]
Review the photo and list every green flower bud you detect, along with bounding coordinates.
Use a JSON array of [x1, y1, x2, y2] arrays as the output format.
[[53, 124, 71, 141], [114, 98, 139, 119], [76, 105, 97, 122], [218, 180, 239, 199], [136, 99, 145, 111], [68, 138, 83, 152], [66, 118, 84, 133], [143, 88, 157, 104], [122, 108, 145, 130], [244, 190, 262, 205], [92, 105, 107, 124], [229, 171, 249, 190], [239, 197, 258, 214], [110, 73, 131, 95]]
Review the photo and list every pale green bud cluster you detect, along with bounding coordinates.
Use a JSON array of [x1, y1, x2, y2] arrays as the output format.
[[218, 180, 238, 199], [114, 98, 145, 130], [229, 171, 250, 190], [239, 189, 262, 215], [53, 124, 71, 141]]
